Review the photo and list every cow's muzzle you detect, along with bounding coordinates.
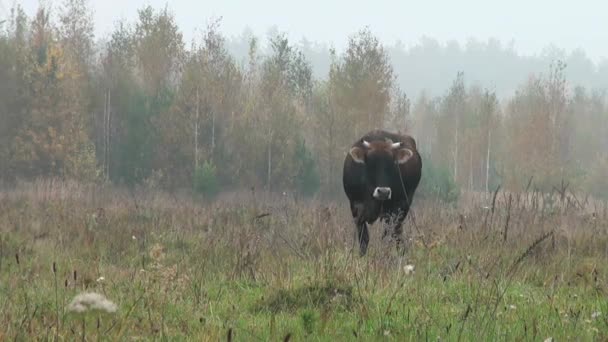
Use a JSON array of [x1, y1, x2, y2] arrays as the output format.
[[373, 187, 392, 200]]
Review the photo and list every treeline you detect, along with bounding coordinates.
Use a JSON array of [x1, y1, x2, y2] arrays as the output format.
[[228, 31, 608, 100], [1, 2, 607, 200]]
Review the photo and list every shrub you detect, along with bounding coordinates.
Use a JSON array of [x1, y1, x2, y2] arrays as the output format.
[[418, 156, 460, 203], [293, 139, 320, 197], [193, 160, 220, 198], [584, 155, 608, 200]]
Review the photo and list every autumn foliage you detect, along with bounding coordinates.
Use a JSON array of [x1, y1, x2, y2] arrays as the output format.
[[1, 2, 607, 200]]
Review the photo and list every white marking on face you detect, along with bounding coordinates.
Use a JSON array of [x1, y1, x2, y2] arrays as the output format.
[[373, 187, 392, 200]]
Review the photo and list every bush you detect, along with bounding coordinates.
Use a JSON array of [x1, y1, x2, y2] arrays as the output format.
[[293, 139, 320, 197], [584, 156, 608, 200], [193, 160, 220, 198], [418, 156, 460, 203]]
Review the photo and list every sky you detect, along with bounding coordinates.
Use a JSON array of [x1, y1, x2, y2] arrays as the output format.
[[5, 0, 608, 63]]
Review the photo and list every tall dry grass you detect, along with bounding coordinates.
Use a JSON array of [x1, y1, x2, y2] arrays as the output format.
[[0, 179, 607, 340]]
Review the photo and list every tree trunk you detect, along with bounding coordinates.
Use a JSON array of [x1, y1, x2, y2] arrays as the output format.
[[103, 88, 108, 180], [211, 108, 216, 158], [454, 123, 459, 182], [328, 111, 335, 195], [469, 146, 473, 191], [104, 86, 112, 181], [107, 87, 112, 181], [194, 87, 200, 171], [486, 129, 491, 194], [267, 128, 272, 192]]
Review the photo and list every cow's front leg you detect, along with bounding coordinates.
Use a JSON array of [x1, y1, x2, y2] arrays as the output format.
[[356, 221, 370, 256], [350, 201, 370, 256], [350, 200, 380, 256]]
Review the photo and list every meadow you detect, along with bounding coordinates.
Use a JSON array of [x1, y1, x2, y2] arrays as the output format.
[[1, 180, 607, 341]]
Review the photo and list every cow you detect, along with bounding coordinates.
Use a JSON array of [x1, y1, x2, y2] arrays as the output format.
[[342, 129, 422, 256]]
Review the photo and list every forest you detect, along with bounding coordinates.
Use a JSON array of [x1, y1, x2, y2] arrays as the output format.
[[1, 1, 608, 201]]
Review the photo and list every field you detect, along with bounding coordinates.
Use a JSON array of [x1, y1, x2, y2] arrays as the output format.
[[1, 180, 607, 341]]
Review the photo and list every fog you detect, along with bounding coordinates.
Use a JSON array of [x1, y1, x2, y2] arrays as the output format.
[[11, 0, 608, 99]]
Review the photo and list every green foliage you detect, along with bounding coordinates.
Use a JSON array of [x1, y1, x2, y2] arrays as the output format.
[[111, 87, 153, 185], [418, 155, 460, 203], [193, 160, 220, 197], [300, 309, 317, 335], [584, 156, 608, 200], [67, 141, 101, 182], [293, 139, 320, 197]]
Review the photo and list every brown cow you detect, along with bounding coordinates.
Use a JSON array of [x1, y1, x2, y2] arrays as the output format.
[[342, 129, 422, 256]]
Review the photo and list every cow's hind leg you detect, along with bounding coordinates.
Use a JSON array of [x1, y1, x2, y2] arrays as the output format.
[[383, 207, 408, 255], [394, 206, 412, 255]]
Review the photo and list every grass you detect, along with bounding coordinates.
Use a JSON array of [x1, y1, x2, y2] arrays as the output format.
[[0, 180, 607, 341]]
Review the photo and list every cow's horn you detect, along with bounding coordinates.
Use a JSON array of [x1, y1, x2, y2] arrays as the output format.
[[391, 142, 403, 149], [362, 140, 371, 148]]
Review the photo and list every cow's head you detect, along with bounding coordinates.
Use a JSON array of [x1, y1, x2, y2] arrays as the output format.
[[349, 139, 414, 200]]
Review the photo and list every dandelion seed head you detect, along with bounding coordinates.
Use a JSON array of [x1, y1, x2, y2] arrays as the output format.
[[67, 292, 117, 315], [403, 264, 415, 275]]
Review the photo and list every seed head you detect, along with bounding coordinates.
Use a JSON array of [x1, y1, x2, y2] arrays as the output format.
[[67, 292, 117, 315], [403, 264, 415, 275]]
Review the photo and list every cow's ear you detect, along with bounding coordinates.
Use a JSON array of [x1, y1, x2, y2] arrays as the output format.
[[395, 148, 414, 164], [349, 147, 366, 164]]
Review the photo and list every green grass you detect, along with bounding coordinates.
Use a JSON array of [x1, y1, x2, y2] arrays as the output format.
[[1, 183, 607, 341]]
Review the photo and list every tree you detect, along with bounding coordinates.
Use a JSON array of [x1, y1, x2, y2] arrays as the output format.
[[58, 0, 94, 72], [293, 138, 320, 197], [0, 5, 28, 180], [133, 5, 184, 97], [255, 33, 312, 192], [436, 72, 466, 182], [331, 27, 395, 136], [387, 86, 411, 132], [311, 78, 337, 194], [503, 61, 573, 190], [11, 7, 97, 180], [97, 21, 136, 183], [104, 5, 184, 185], [156, 18, 242, 188], [479, 89, 499, 193]]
